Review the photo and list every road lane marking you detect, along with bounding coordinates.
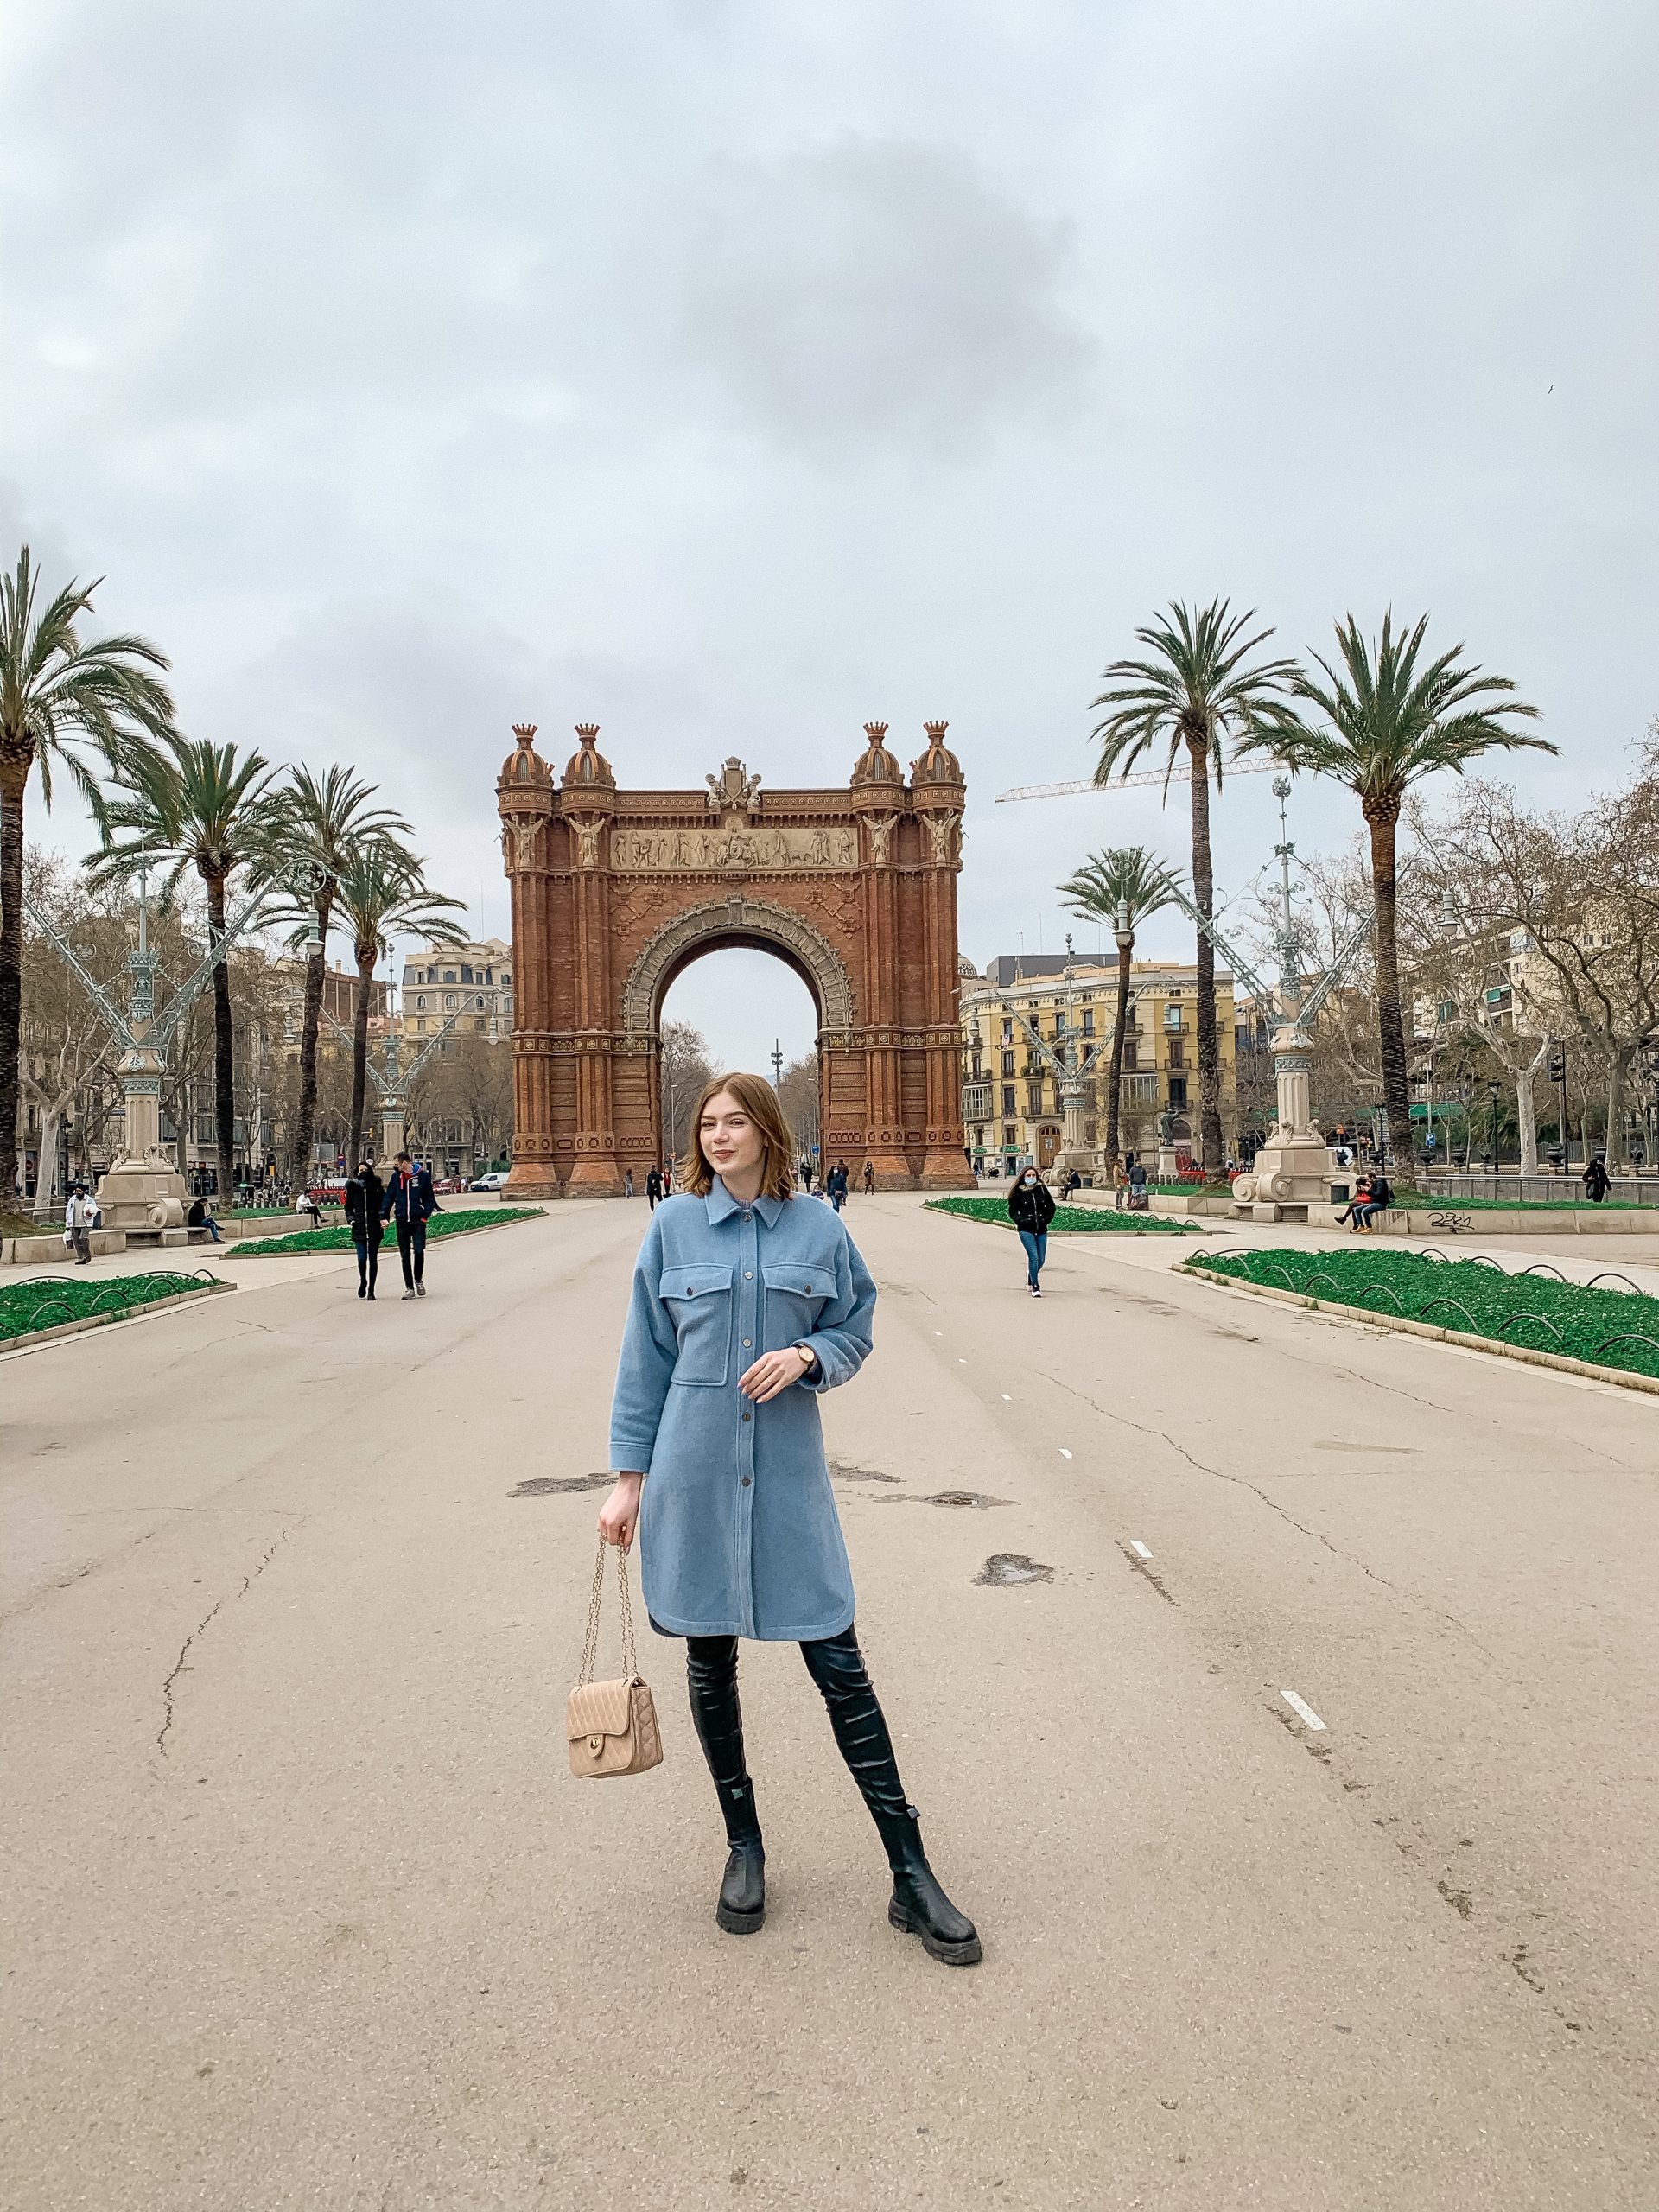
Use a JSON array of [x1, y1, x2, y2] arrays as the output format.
[[1058, 1447, 1073, 1458], [1281, 1689, 1327, 1731], [1001, 1393, 1012, 1402], [1129, 1540, 1152, 1559]]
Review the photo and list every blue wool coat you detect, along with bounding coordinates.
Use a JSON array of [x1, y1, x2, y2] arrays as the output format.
[[609, 1180, 878, 1640]]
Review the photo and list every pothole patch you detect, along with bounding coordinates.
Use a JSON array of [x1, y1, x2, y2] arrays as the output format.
[[975, 1553, 1053, 1586], [829, 1462, 903, 1484], [508, 1473, 614, 1497], [917, 1490, 1010, 1509]]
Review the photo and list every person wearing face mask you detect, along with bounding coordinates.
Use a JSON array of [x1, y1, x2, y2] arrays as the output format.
[[1007, 1165, 1056, 1294]]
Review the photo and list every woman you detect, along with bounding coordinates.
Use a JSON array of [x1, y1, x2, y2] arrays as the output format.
[[597, 1072, 980, 1967], [1336, 1173, 1373, 1233], [1007, 1166, 1056, 1294], [344, 1158, 385, 1299]]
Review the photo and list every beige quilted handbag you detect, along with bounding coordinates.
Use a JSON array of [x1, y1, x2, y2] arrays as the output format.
[[567, 1541, 663, 1779]]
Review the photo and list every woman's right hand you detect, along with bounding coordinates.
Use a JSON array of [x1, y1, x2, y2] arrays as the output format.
[[598, 1472, 644, 1550]]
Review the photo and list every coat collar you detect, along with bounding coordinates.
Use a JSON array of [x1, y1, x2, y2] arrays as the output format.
[[706, 1177, 788, 1228]]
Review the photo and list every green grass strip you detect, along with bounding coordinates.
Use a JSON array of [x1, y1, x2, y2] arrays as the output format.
[[232, 1205, 543, 1255], [925, 1195, 1201, 1235], [0, 1269, 225, 1344], [1186, 1246, 1659, 1378]]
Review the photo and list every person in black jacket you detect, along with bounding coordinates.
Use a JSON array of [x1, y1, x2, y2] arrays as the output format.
[[381, 1151, 435, 1298], [1007, 1166, 1057, 1295], [345, 1158, 385, 1299]]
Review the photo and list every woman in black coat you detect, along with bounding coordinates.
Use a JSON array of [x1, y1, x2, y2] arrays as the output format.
[[1007, 1167, 1057, 1295], [344, 1160, 385, 1300]]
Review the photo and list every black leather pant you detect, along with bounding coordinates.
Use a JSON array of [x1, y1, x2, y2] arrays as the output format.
[[685, 1630, 911, 1846]]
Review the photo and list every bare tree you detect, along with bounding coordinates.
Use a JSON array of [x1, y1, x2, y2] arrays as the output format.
[[1430, 773, 1659, 1167], [659, 1020, 715, 1166]]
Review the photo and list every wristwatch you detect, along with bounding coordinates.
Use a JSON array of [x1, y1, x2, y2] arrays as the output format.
[[793, 1342, 820, 1377]]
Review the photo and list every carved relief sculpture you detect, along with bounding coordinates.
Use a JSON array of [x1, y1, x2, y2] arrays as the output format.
[[922, 810, 963, 866], [705, 757, 764, 817], [863, 811, 901, 865]]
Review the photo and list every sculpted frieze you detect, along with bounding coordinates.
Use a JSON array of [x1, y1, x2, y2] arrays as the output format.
[[611, 823, 859, 873]]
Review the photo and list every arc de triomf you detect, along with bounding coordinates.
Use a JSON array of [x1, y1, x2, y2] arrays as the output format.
[[496, 720, 976, 1195]]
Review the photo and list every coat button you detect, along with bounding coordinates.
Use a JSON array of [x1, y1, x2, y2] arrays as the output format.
[[742, 1211, 751, 1221], [741, 1411, 752, 1422], [741, 1475, 752, 1486], [744, 1270, 753, 1279], [805, 1282, 813, 1292], [742, 1338, 752, 1347]]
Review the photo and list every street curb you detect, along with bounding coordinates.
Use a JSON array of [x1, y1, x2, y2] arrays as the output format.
[[0, 1280, 235, 1361], [1179, 1263, 1659, 1401]]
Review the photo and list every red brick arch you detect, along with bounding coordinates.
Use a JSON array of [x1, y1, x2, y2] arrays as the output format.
[[497, 723, 976, 1194]]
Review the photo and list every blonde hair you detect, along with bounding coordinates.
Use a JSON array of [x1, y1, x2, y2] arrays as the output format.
[[681, 1072, 798, 1202]]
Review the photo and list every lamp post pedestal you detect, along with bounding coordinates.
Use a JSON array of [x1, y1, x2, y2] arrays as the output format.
[[96, 1071, 192, 1243], [1229, 1019, 1338, 1219]]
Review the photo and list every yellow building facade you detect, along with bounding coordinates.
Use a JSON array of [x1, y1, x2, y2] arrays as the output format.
[[960, 953, 1237, 1174]]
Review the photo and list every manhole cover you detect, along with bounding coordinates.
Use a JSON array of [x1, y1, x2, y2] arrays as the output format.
[[508, 1473, 615, 1497], [922, 1491, 1008, 1509], [975, 1553, 1053, 1586]]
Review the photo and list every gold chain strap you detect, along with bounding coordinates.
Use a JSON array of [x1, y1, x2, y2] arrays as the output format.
[[578, 1541, 640, 1685]]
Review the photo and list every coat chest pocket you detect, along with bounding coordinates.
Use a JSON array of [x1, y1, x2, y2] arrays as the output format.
[[761, 1262, 830, 1350], [660, 1264, 734, 1386]]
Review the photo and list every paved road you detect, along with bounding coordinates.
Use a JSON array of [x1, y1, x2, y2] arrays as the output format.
[[3, 1197, 1656, 2209]]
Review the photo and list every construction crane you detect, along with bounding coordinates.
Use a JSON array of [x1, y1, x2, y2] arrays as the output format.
[[996, 759, 1286, 804]]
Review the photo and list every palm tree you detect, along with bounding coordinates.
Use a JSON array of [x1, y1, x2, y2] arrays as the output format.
[[88, 736, 283, 1208], [1242, 612, 1553, 1173], [334, 842, 467, 1167], [1058, 845, 1183, 1167], [265, 766, 410, 1187], [0, 548, 175, 1185], [1091, 600, 1300, 1174]]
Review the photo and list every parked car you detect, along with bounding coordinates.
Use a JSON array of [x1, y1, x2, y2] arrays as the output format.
[[469, 1170, 508, 1193]]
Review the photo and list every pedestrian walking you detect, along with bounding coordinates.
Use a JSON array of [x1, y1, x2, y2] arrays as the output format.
[[346, 1157, 385, 1299], [625, 1168, 636, 1198], [1007, 1166, 1055, 1294], [1127, 1158, 1148, 1211], [1113, 1155, 1128, 1211], [63, 1184, 95, 1265], [861, 1159, 875, 1196], [597, 1071, 980, 1967], [827, 1159, 849, 1212], [798, 1158, 813, 1192], [1583, 1154, 1610, 1204], [382, 1149, 435, 1299], [645, 1165, 664, 1211]]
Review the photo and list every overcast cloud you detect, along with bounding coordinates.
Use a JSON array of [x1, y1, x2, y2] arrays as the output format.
[[3, 0, 1654, 1069]]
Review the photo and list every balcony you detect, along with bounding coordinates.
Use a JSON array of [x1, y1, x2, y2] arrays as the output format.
[[962, 1083, 993, 1120]]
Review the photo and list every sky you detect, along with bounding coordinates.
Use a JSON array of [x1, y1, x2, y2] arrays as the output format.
[[4, 1, 1654, 1072]]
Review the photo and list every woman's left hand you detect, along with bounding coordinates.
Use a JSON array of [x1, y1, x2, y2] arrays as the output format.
[[738, 1347, 810, 1403]]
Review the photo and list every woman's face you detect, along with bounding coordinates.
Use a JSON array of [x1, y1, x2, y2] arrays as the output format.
[[1022, 1170, 1038, 1185], [700, 1091, 766, 1181]]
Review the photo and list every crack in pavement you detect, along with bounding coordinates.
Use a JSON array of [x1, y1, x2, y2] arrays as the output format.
[[156, 1521, 305, 1759], [1044, 1370, 1492, 1656]]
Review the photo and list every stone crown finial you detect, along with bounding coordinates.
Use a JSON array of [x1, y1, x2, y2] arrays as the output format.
[[911, 717, 963, 785], [851, 721, 903, 786], [500, 721, 551, 786], [563, 722, 615, 789]]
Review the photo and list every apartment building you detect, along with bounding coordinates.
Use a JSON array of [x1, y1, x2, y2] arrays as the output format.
[[960, 950, 1237, 1173], [401, 938, 514, 1039]]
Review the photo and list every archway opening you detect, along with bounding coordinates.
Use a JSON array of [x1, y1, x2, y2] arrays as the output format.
[[658, 945, 823, 1174]]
